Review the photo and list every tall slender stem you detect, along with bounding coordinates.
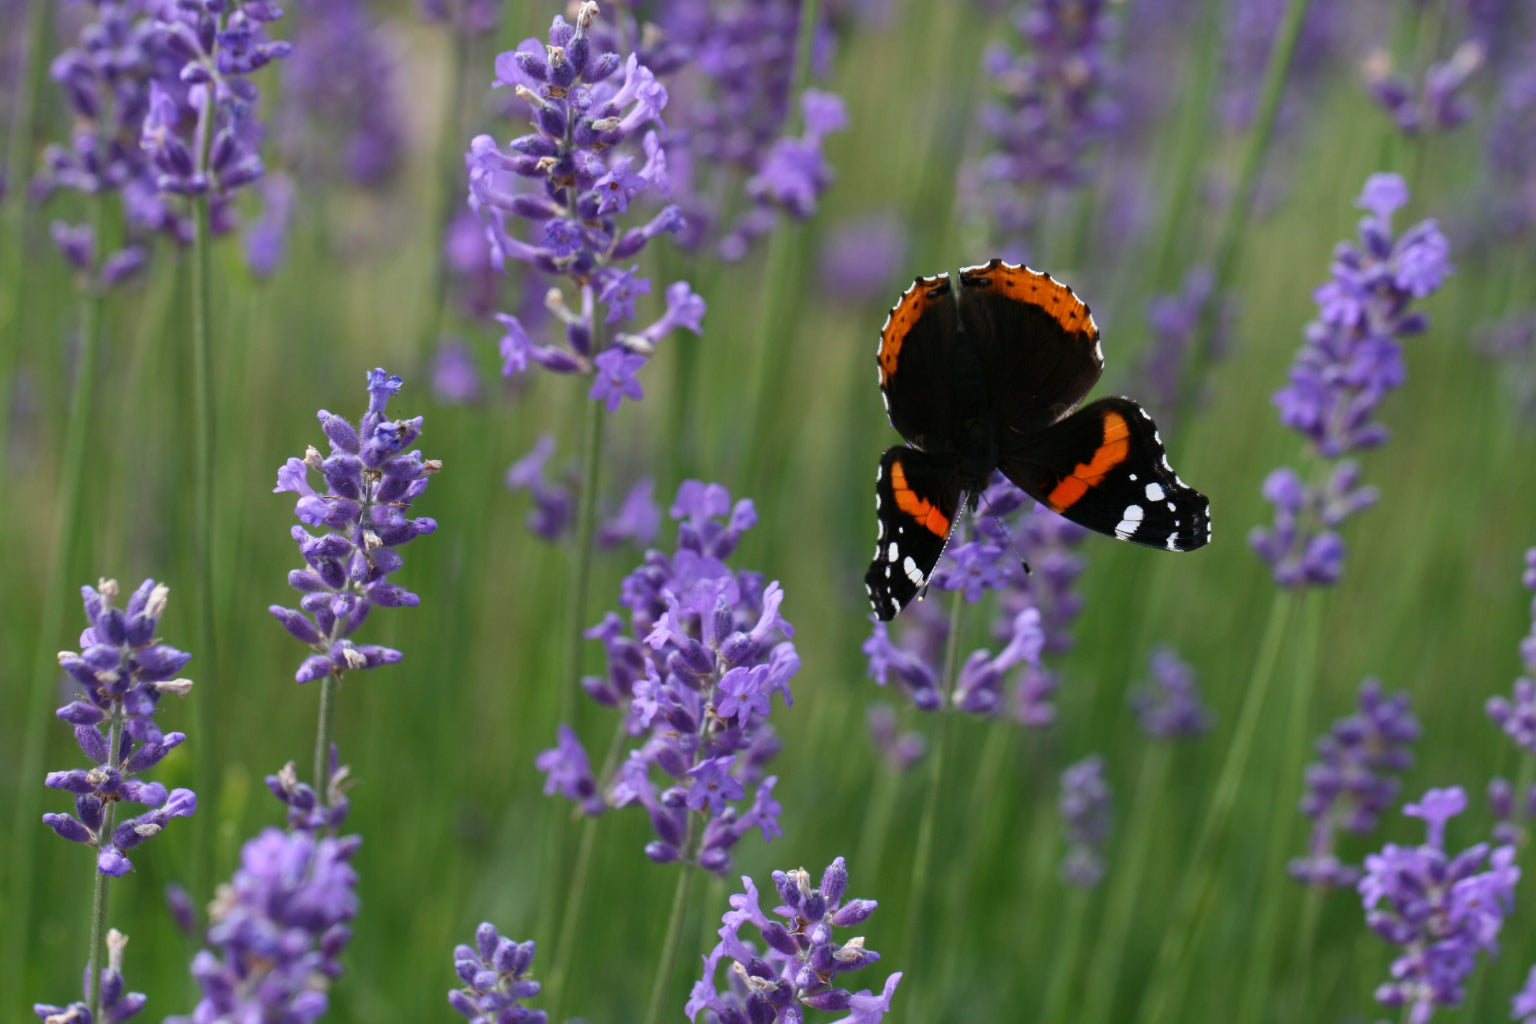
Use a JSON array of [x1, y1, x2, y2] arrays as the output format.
[[1040, 887, 1090, 1024], [1178, 0, 1311, 408], [901, 590, 966, 979], [86, 710, 124, 1023], [188, 189, 216, 901], [643, 846, 697, 1024], [1136, 589, 1295, 1024], [3, 250, 104, 1003], [314, 672, 342, 800]]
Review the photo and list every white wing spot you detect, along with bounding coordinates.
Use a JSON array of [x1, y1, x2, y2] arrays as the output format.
[[1145, 482, 1165, 502], [1166, 534, 1179, 551], [1128, 472, 1138, 482], [886, 542, 899, 563], [1166, 501, 1176, 512], [902, 556, 924, 586], [884, 565, 893, 579], [1115, 504, 1144, 539]]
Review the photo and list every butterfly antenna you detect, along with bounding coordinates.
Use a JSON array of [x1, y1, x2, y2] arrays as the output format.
[[977, 490, 1031, 576]]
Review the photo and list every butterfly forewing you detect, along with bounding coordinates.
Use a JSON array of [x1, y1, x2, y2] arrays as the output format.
[[957, 259, 1104, 435], [877, 273, 963, 451], [998, 397, 1211, 552], [865, 447, 964, 621]]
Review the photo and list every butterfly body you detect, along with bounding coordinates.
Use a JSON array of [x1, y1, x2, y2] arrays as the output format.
[[865, 259, 1211, 621]]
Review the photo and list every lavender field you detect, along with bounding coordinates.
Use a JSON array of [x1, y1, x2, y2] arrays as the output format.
[[4, 0, 1536, 1022]]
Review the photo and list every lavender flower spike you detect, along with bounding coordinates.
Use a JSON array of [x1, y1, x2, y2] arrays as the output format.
[[34, 928, 146, 1024], [47, 579, 196, 876], [1059, 754, 1112, 888], [1486, 546, 1536, 753], [539, 480, 797, 875], [270, 369, 440, 683], [1129, 645, 1213, 740], [1252, 173, 1451, 588], [166, 827, 360, 1024], [687, 857, 902, 1024], [449, 923, 547, 1024], [1360, 787, 1519, 1023], [1291, 679, 1419, 888]]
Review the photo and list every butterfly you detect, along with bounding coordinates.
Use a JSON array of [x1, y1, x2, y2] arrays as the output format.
[[865, 259, 1211, 620]]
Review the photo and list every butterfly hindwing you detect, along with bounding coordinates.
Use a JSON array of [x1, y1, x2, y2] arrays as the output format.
[[998, 397, 1211, 552], [865, 446, 964, 621], [957, 259, 1105, 436], [877, 273, 963, 451]]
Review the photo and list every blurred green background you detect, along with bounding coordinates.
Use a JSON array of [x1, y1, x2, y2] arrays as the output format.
[[3, 0, 1536, 1021]]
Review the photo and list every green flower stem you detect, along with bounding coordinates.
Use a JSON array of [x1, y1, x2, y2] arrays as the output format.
[[1080, 742, 1173, 1024], [1040, 886, 1091, 1024], [313, 671, 342, 802], [3, 247, 104, 1002], [1178, 0, 1312, 408], [1234, 587, 1323, 1024], [547, 718, 628, 1019], [0, 0, 52, 462], [854, 767, 902, 887], [1137, 588, 1296, 1024], [188, 190, 216, 899], [900, 590, 966, 977], [86, 710, 124, 1022], [643, 832, 698, 1024]]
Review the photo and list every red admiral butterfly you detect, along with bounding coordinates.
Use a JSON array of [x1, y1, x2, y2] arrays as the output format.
[[866, 259, 1211, 621]]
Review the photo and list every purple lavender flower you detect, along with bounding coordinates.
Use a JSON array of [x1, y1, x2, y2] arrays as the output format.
[[1359, 787, 1519, 1023], [1252, 173, 1451, 588], [1129, 646, 1212, 740], [1290, 678, 1419, 888], [277, 0, 402, 188], [819, 214, 908, 302], [1364, 40, 1484, 136], [141, 0, 292, 228], [243, 171, 294, 276], [450, 923, 546, 1024], [537, 481, 797, 875], [266, 751, 352, 833], [166, 827, 360, 1024], [1513, 963, 1536, 1023], [1140, 265, 1234, 429], [506, 433, 660, 547], [971, 0, 1122, 252], [468, 4, 705, 406], [863, 475, 1081, 723], [687, 857, 902, 1023], [34, 928, 145, 1024], [45, 579, 196, 877], [34, 0, 180, 283], [417, 0, 498, 36], [866, 702, 927, 773], [1059, 754, 1112, 888], [1485, 52, 1536, 238], [609, 0, 847, 260], [433, 337, 485, 405], [1487, 547, 1536, 752], [269, 369, 440, 684]]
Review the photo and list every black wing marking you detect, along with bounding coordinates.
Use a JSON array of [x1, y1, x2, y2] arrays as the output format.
[[866, 446, 965, 620], [998, 397, 1211, 552]]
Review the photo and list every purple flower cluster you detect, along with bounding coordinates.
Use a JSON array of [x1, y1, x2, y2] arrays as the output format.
[[972, 0, 1121, 251], [536, 481, 798, 874], [866, 702, 927, 773], [270, 369, 440, 684], [1251, 173, 1451, 587], [1514, 963, 1536, 1024], [166, 827, 360, 1024], [470, 4, 706, 409], [140, 0, 292, 228], [1059, 754, 1112, 888], [1364, 40, 1483, 136], [267, 750, 351, 833], [1359, 787, 1519, 1023], [35, 0, 181, 285], [1139, 265, 1234, 429], [614, 0, 848, 260], [1487, 775, 1536, 848], [504, 433, 660, 546], [687, 857, 902, 1024], [1129, 646, 1212, 740], [1486, 547, 1536, 752], [1485, 54, 1536, 238], [277, 0, 402, 188], [45, 579, 196, 878], [449, 923, 546, 1024], [1291, 678, 1419, 888], [862, 476, 1084, 723], [34, 928, 145, 1024]]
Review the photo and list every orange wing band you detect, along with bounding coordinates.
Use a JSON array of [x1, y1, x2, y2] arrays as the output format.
[[878, 275, 950, 385], [1045, 411, 1130, 511], [966, 259, 1095, 337], [890, 461, 951, 537]]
